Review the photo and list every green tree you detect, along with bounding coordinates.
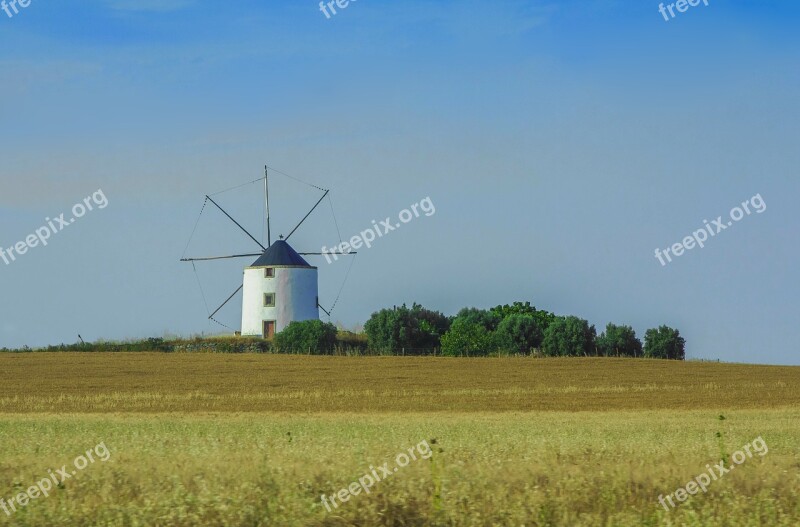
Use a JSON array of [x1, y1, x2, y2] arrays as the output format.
[[363, 303, 450, 352], [273, 320, 338, 354], [440, 308, 499, 356], [644, 325, 685, 360], [490, 302, 556, 334], [491, 301, 538, 318], [541, 316, 597, 357], [494, 314, 544, 354], [453, 307, 502, 332], [440, 318, 496, 356], [596, 324, 643, 357]]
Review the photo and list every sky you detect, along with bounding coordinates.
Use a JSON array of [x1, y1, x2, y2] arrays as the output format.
[[0, 0, 798, 365]]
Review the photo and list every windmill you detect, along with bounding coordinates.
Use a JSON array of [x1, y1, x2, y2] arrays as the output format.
[[180, 166, 356, 337]]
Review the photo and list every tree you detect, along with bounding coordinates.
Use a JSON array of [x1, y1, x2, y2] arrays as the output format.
[[644, 326, 685, 360], [596, 324, 643, 357], [440, 308, 499, 356], [413, 305, 452, 348], [453, 307, 502, 332], [541, 316, 597, 357], [494, 314, 544, 354], [491, 301, 537, 319], [363, 303, 450, 352], [490, 302, 556, 335], [273, 320, 338, 354], [440, 318, 496, 357]]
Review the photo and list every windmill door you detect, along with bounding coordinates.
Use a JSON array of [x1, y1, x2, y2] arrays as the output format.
[[263, 321, 276, 338]]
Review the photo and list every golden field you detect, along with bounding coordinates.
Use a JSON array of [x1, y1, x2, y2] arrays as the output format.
[[0, 353, 799, 526], [1, 354, 799, 413]]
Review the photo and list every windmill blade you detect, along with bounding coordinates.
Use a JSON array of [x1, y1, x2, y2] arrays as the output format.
[[181, 167, 356, 333], [284, 190, 329, 242], [180, 252, 358, 262], [319, 252, 357, 318], [208, 285, 244, 320], [181, 253, 262, 262], [206, 195, 266, 251], [298, 252, 358, 256], [264, 166, 271, 247]]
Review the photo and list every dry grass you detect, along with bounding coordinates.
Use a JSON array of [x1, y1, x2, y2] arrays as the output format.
[[1, 354, 799, 525], [0, 411, 798, 526], [0, 354, 798, 412]]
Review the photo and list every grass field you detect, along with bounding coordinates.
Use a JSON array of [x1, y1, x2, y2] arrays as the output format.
[[1, 353, 798, 526], [2, 354, 799, 413]]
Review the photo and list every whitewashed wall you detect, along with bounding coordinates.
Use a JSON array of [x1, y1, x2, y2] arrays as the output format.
[[241, 266, 319, 336]]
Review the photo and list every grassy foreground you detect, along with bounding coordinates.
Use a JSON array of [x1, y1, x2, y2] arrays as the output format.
[[0, 354, 798, 526], [1, 412, 798, 526]]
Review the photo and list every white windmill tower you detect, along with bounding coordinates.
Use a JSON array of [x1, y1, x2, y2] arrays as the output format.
[[240, 239, 318, 337], [181, 167, 355, 337]]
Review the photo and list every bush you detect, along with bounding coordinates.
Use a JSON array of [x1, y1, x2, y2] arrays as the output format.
[[596, 324, 642, 357], [273, 320, 338, 354], [336, 330, 368, 354], [541, 316, 597, 357], [644, 326, 685, 360], [494, 314, 544, 354], [490, 302, 556, 335], [363, 303, 450, 352], [454, 307, 502, 332], [146, 337, 173, 352], [440, 318, 496, 357]]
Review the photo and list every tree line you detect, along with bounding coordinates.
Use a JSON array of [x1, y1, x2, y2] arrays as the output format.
[[2, 302, 685, 358], [274, 301, 685, 359]]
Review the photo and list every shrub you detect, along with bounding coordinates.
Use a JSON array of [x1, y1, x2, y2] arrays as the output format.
[[440, 318, 495, 357], [494, 314, 544, 354], [440, 308, 500, 356], [490, 302, 557, 334], [363, 303, 450, 352], [454, 307, 502, 331], [146, 337, 173, 352], [273, 320, 338, 354], [644, 326, 685, 360], [596, 324, 642, 357], [541, 316, 597, 357]]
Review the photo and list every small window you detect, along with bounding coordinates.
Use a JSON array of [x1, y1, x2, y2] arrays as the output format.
[[265, 268, 274, 278], [264, 293, 275, 307]]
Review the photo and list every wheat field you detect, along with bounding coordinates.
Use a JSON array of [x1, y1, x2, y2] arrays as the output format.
[[1, 354, 799, 413], [1, 353, 798, 526]]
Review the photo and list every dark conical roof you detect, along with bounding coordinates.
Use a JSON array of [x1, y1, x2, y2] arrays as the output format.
[[248, 240, 312, 268]]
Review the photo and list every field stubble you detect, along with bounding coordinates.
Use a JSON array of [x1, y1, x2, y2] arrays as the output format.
[[0, 354, 798, 526]]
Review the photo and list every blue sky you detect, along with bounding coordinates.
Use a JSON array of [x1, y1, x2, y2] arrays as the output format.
[[1, 0, 798, 364]]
